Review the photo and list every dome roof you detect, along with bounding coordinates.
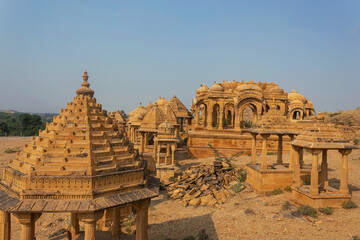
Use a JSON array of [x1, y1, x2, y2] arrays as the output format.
[[236, 82, 262, 92], [305, 100, 314, 108], [269, 85, 285, 94], [196, 84, 209, 94], [288, 87, 307, 103], [129, 102, 148, 118], [209, 82, 224, 92], [155, 97, 168, 107]]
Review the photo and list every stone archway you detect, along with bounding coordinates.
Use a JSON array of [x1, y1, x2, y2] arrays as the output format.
[[236, 99, 263, 128], [212, 103, 220, 128], [224, 103, 234, 129], [291, 109, 303, 120]]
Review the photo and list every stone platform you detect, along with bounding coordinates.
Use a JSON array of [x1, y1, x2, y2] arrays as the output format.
[[245, 164, 311, 193]]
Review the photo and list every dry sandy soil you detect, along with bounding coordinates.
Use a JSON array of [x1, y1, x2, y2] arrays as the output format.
[[0, 137, 360, 240]]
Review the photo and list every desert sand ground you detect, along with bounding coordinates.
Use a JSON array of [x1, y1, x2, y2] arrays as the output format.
[[0, 137, 359, 240]]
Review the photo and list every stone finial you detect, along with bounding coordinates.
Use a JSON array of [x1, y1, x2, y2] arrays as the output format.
[[76, 70, 94, 97], [316, 112, 325, 122]]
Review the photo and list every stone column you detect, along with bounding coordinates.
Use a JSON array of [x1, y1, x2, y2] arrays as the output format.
[[78, 211, 104, 240], [157, 143, 161, 164], [234, 109, 240, 131], [171, 144, 176, 166], [14, 213, 41, 240], [218, 103, 224, 130], [251, 133, 257, 165], [293, 146, 301, 187], [112, 207, 121, 237], [153, 140, 158, 163], [260, 134, 270, 170], [70, 213, 79, 236], [277, 134, 283, 165], [165, 144, 170, 164], [175, 127, 179, 138], [288, 135, 296, 170], [206, 103, 213, 130], [140, 132, 145, 154], [144, 133, 148, 150], [299, 148, 304, 167], [132, 199, 150, 240], [339, 149, 352, 194], [310, 150, 321, 195], [195, 106, 199, 127], [321, 150, 329, 188], [0, 210, 10, 240]]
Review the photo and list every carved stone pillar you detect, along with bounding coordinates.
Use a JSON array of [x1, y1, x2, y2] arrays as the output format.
[[157, 143, 161, 165], [251, 133, 257, 165], [78, 211, 104, 240], [234, 109, 240, 131], [321, 150, 329, 188], [293, 146, 301, 187], [171, 144, 176, 166], [288, 135, 296, 170], [70, 213, 79, 236], [310, 150, 321, 195], [132, 199, 150, 240], [0, 210, 10, 240], [206, 102, 213, 130], [260, 134, 270, 170], [339, 149, 352, 194], [153, 140, 158, 163], [14, 213, 41, 240], [218, 103, 224, 130], [277, 134, 283, 165], [195, 105, 199, 127], [112, 207, 121, 237], [140, 132, 145, 154]]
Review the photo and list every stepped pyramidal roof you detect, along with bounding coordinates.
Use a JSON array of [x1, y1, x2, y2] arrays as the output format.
[[1, 71, 148, 200]]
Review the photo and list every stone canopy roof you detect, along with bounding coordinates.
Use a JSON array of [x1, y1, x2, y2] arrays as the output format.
[[138, 104, 177, 133], [0, 71, 155, 201], [165, 95, 191, 118], [291, 123, 358, 150]]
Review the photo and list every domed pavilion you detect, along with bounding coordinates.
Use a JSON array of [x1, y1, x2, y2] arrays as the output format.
[[0, 71, 158, 240]]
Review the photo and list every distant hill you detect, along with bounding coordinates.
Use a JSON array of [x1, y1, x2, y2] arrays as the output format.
[[308, 107, 360, 144]]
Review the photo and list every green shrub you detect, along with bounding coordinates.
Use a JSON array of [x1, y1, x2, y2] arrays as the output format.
[[236, 168, 247, 182], [183, 236, 195, 240], [319, 207, 333, 215], [197, 229, 209, 240], [353, 236, 360, 240], [342, 200, 358, 209], [169, 176, 177, 182], [271, 188, 283, 195], [267, 152, 275, 155], [4, 148, 17, 154], [244, 208, 255, 215], [231, 183, 244, 193], [160, 181, 166, 190], [284, 186, 292, 192], [297, 205, 317, 218], [353, 139, 360, 145], [282, 201, 291, 210]]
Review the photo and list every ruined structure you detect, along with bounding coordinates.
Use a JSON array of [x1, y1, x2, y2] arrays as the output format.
[[0, 71, 158, 240], [108, 110, 126, 135], [290, 114, 358, 208], [188, 80, 315, 158]]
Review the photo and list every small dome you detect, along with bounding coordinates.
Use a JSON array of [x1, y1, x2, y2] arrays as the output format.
[[236, 82, 262, 92], [158, 120, 174, 131], [196, 84, 209, 94], [305, 100, 314, 108], [269, 85, 285, 94], [155, 97, 168, 107], [158, 120, 175, 137], [288, 87, 307, 103], [129, 102, 148, 118], [315, 112, 325, 122], [209, 82, 224, 92]]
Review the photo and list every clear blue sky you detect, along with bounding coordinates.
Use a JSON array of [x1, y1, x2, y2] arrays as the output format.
[[0, 1, 359, 114]]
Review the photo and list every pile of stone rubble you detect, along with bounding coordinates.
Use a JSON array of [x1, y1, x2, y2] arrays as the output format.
[[166, 160, 246, 207]]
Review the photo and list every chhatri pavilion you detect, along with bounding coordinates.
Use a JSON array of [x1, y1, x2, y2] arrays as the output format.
[[0, 71, 158, 240], [188, 80, 316, 158]]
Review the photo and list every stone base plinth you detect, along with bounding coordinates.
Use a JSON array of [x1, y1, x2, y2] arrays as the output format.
[[245, 164, 311, 193], [291, 186, 351, 208], [188, 130, 291, 158], [156, 164, 179, 181]]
